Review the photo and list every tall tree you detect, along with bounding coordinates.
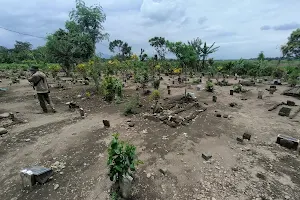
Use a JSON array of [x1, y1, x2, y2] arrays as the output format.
[[283, 28, 300, 59], [13, 41, 33, 62], [257, 51, 265, 61], [200, 42, 219, 70], [69, 0, 108, 51], [188, 37, 202, 71], [46, 0, 107, 75], [149, 37, 167, 60], [109, 39, 132, 60], [166, 41, 197, 70]]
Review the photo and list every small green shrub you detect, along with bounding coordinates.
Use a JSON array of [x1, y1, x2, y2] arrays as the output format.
[[150, 90, 160, 101], [124, 94, 140, 116], [101, 76, 123, 102], [233, 84, 242, 93], [205, 80, 214, 92], [107, 133, 142, 182]]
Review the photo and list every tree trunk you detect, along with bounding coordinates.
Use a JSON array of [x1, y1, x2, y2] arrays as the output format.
[[201, 56, 206, 71]]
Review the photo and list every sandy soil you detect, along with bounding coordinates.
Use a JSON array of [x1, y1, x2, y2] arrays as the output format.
[[1, 76, 300, 200]]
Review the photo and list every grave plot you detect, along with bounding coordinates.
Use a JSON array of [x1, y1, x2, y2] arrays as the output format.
[[144, 95, 207, 127]]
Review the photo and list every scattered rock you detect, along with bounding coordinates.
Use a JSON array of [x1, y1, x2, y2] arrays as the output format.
[[103, 120, 110, 128], [128, 122, 135, 127], [0, 127, 8, 135], [54, 184, 60, 190], [159, 168, 167, 176], [287, 100, 295, 106], [215, 113, 222, 118], [256, 172, 266, 180], [229, 102, 237, 107], [202, 152, 212, 161], [146, 173, 151, 178], [24, 139, 31, 142], [223, 114, 228, 118], [236, 137, 244, 143]]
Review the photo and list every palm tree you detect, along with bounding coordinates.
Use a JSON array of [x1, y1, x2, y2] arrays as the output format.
[[200, 42, 219, 70]]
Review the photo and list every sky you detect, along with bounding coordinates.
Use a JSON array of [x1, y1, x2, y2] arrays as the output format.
[[0, 0, 299, 59]]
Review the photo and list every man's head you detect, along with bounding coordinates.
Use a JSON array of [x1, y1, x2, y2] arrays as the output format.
[[29, 66, 39, 74]]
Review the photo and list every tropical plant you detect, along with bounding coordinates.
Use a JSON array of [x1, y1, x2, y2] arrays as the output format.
[[205, 80, 214, 92], [107, 133, 142, 182], [101, 76, 123, 101], [149, 37, 167, 60]]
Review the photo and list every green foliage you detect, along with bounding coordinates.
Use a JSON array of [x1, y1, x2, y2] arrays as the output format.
[[124, 93, 140, 116], [110, 192, 119, 200], [70, 0, 108, 46], [107, 133, 142, 182], [149, 37, 167, 60], [283, 28, 300, 59], [233, 84, 242, 93], [257, 51, 265, 61], [109, 40, 132, 60], [272, 67, 285, 79], [101, 76, 123, 101], [205, 80, 214, 92], [150, 90, 161, 101], [166, 41, 197, 70], [48, 64, 61, 78]]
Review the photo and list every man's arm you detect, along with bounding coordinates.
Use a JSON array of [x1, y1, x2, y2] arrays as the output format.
[[28, 74, 39, 83]]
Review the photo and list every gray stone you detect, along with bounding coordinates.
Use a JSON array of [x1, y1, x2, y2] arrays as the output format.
[[279, 107, 292, 117], [215, 113, 222, 117], [128, 122, 135, 127], [223, 114, 228, 118], [202, 152, 212, 161], [0, 112, 10, 119], [54, 184, 60, 190], [276, 134, 299, 150], [0, 127, 8, 135], [159, 168, 167, 175]]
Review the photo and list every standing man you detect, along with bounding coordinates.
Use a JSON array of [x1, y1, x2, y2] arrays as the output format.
[[28, 66, 56, 113]]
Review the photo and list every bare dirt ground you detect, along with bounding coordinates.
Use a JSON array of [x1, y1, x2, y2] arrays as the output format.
[[1, 76, 300, 200]]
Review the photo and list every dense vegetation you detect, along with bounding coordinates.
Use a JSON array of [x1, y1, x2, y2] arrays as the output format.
[[0, 0, 300, 87]]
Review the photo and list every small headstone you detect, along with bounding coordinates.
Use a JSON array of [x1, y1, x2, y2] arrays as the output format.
[[20, 166, 53, 188], [278, 107, 291, 117], [223, 114, 228, 118], [79, 108, 85, 118], [276, 134, 299, 150], [212, 96, 217, 102], [258, 91, 263, 99], [243, 132, 251, 140], [0, 127, 8, 135], [196, 85, 201, 91], [103, 120, 110, 128], [230, 90, 234, 95], [270, 85, 276, 89], [202, 152, 212, 161], [168, 89, 171, 95], [229, 102, 237, 107], [287, 100, 295, 106]]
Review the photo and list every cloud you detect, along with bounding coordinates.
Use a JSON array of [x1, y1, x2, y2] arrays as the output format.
[[197, 17, 207, 25], [0, 0, 300, 59], [261, 22, 300, 31], [260, 25, 271, 30]]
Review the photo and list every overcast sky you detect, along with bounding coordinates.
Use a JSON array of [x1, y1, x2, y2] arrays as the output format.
[[0, 0, 299, 59]]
